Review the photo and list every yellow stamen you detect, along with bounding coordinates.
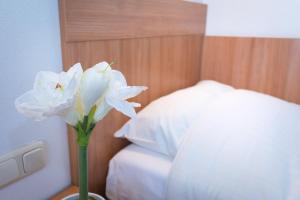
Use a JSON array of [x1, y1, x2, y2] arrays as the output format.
[[55, 83, 63, 90], [104, 61, 114, 72]]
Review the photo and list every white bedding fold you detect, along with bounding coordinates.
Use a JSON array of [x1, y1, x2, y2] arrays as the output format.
[[106, 144, 172, 200], [167, 90, 300, 200]]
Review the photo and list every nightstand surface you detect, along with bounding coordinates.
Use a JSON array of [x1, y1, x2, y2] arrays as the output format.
[[51, 185, 79, 200]]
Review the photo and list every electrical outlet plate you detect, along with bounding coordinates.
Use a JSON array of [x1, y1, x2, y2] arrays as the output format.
[[0, 141, 46, 188]]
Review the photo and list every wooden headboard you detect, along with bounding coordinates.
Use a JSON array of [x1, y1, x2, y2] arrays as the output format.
[[201, 36, 300, 104], [59, 0, 207, 195]]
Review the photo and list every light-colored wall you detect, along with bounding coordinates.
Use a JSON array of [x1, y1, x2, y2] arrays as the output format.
[[203, 0, 300, 38], [0, 0, 70, 199]]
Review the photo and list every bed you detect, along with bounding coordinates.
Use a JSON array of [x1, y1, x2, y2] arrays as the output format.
[[106, 82, 300, 200]]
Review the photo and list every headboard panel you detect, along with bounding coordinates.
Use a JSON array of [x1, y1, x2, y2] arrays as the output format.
[[61, 0, 207, 42], [201, 36, 300, 104], [59, 0, 206, 195]]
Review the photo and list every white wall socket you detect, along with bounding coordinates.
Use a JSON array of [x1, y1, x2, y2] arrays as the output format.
[[0, 141, 47, 188]]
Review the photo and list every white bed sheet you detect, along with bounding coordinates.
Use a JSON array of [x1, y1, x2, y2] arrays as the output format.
[[106, 144, 172, 200]]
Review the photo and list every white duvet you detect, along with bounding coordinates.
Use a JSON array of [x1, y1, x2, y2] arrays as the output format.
[[167, 90, 300, 200]]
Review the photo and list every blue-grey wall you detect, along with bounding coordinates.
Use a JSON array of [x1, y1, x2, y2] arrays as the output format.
[[0, 0, 70, 199]]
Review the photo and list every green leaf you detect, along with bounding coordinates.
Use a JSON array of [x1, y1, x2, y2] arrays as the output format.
[[87, 105, 97, 129], [73, 105, 98, 147], [77, 134, 90, 147], [74, 124, 89, 147], [82, 116, 88, 131]]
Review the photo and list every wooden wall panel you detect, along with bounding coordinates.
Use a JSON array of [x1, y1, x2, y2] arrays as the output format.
[[61, 0, 207, 42], [201, 36, 300, 104], [60, 0, 206, 195], [64, 36, 203, 195]]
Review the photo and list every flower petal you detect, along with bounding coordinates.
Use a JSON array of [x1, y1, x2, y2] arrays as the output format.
[[63, 63, 83, 95], [129, 102, 141, 107], [60, 94, 84, 126], [111, 70, 127, 87], [15, 90, 48, 120], [93, 61, 112, 72], [117, 86, 148, 100], [67, 63, 83, 79], [106, 97, 137, 118], [103, 70, 147, 119], [60, 107, 80, 126], [94, 99, 112, 122], [16, 63, 83, 123], [33, 71, 58, 91], [79, 64, 112, 115]]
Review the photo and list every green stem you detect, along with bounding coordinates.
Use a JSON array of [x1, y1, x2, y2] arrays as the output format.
[[79, 145, 88, 200], [74, 108, 97, 200]]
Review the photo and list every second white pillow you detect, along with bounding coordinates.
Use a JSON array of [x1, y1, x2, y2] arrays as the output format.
[[115, 80, 234, 158]]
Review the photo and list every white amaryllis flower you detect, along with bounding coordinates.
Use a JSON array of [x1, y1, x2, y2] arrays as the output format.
[[94, 69, 147, 122], [15, 63, 83, 121], [16, 61, 146, 126], [66, 61, 147, 124]]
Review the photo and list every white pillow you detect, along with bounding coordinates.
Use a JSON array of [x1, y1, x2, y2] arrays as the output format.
[[115, 80, 234, 158]]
